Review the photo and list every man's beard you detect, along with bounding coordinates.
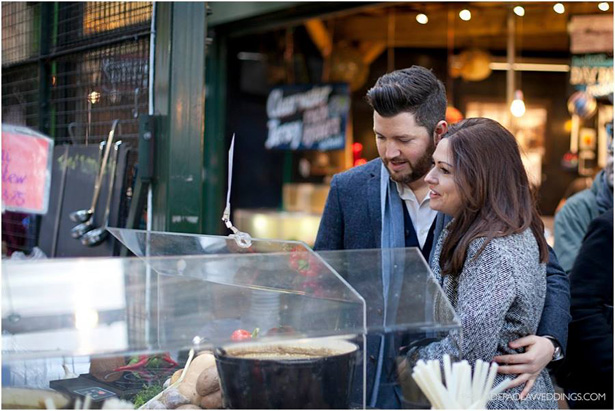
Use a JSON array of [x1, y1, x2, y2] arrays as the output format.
[[385, 143, 435, 185]]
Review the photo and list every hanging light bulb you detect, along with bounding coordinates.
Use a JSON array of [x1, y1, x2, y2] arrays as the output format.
[[88, 91, 100, 104], [510, 90, 526, 117], [553, 3, 565, 14], [416, 13, 429, 24], [459, 9, 472, 21], [513, 6, 525, 16], [598, 2, 610, 11]]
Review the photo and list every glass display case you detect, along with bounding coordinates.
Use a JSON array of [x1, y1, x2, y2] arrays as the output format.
[[2, 229, 460, 409], [318, 248, 461, 409]]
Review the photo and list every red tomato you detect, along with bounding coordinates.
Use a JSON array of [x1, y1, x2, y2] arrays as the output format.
[[231, 329, 252, 341]]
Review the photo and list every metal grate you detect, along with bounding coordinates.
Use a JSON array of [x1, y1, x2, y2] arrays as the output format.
[[56, 2, 151, 52], [2, 2, 152, 256], [51, 2, 152, 146], [1, 64, 40, 129], [1, 2, 40, 66], [51, 37, 150, 145], [2, 3, 41, 257]]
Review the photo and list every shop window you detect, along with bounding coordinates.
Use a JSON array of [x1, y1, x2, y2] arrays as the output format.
[[466, 101, 547, 187]]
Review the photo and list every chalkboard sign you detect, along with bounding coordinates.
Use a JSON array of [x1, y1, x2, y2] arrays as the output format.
[[265, 83, 350, 151], [2, 124, 54, 214]]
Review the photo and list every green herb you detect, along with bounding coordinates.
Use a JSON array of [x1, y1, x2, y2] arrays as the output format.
[[132, 384, 162, 409]]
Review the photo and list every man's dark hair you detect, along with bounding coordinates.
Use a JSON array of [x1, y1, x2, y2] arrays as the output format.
[[366, 66, 447, 136]]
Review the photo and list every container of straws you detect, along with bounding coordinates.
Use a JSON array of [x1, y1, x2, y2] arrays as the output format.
[[411, 355, 511, 409]]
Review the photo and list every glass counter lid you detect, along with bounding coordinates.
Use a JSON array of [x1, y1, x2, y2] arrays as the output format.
[[2, 250, 365, 361], [108, 228, 460, 336], [108, 227, 306, 256]]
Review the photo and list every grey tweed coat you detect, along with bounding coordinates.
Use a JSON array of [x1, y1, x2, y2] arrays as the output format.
[[424, 226, 557, 409]]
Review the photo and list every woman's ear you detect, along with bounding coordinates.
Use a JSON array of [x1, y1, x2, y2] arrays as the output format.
[[433, 121, 448, 145]]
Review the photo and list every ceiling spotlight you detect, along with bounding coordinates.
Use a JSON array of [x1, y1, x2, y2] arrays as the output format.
[[416, 13, 429, 24], [459, 9, 472, 21], [598, 2, 610, 11], [553, 3, 565, 14], [513, 6, 525, 16]]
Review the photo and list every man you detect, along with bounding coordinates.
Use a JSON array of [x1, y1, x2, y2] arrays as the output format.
[[557, 209, 613, 409], [315, 66, 570, 407], [554, 137, 613, 273]]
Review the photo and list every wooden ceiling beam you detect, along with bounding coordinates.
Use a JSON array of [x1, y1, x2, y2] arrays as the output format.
[[334, 10, 575, 51], [304, 18, 333, 58], [359, 41, 387, 64]]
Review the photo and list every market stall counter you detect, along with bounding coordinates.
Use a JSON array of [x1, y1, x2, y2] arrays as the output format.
[[2, 229, 460, 409]]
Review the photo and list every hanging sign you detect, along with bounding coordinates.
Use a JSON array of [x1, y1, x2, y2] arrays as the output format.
[[569, 15, 613, 55], [265, 83, 350, 151], [570, 54, 613, 98], [2, 124, 54, 214]]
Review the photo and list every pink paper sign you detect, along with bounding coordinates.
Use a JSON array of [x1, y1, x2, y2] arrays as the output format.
[[2, 126, 53, 214]]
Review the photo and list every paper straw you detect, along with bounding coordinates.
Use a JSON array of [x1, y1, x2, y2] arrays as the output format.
[[456, 363, 465, 405], [418, 362, 458, 409], [479, 359, 490, 396], [431, 375, 457, 409], [471, 360, 484, 403], [413, 369, 444, 409], [481, 362, 499, 405], [443, 355, 453, 392], [432, 360, 442, 385], [461, 361, 473, 408], [412, 358, 512, 410], [489, 378, 513, 398], [451, 362, 460, 400]]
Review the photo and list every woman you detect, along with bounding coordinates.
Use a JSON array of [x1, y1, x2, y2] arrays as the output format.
[[420, 118, 556, 409]]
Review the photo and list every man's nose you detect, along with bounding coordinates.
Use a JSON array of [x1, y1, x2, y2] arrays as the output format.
[[385, 142, 401, 159]]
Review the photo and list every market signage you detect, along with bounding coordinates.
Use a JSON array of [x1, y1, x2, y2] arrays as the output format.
[[570, 54, 613, 98], [1, 124, 54, 214], [569, 15, 613, 54], [265, 84, 350, 151]]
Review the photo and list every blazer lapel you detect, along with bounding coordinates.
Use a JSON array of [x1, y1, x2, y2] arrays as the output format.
[[367, 167, 382, 248]]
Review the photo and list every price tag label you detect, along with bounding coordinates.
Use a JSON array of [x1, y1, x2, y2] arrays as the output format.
[[2, 125, 54, 214]]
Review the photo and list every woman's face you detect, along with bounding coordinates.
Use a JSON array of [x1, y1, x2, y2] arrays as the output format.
[[424, 139, 463, 217]]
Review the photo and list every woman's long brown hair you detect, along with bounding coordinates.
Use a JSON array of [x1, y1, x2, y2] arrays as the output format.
[[439, 118, 549, 276]]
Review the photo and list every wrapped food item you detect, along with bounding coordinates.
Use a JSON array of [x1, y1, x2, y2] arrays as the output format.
[[160, 387, 191, 408]]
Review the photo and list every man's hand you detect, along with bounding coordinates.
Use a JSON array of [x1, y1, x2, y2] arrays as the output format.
[[492, 335, 554, 399]]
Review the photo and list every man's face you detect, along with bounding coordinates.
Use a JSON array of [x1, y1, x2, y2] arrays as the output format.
[[374, 111, 435, 186]]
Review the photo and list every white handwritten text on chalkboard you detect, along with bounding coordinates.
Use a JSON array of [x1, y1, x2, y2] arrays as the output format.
[[265, 84, 349, 151]]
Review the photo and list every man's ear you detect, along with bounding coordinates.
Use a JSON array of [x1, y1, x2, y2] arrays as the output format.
[[433, 121, 448, 145]]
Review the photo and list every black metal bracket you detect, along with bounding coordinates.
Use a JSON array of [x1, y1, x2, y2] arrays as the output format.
[[120, 114, 158, 256]]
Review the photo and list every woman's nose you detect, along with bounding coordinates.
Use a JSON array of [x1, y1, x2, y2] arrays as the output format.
[[424, 168, 437, 185]]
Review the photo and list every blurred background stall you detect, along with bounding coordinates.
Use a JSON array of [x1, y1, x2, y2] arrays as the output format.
[[2, 1, 612, 252]]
